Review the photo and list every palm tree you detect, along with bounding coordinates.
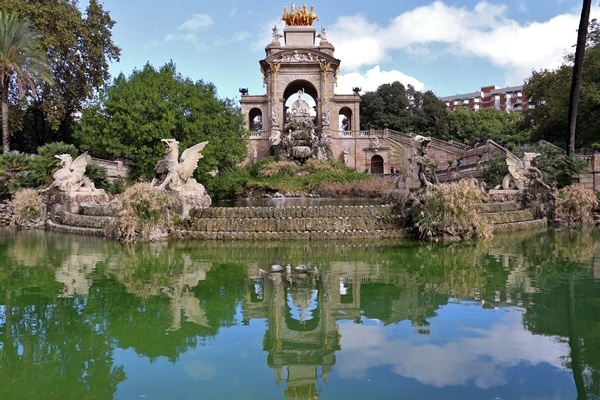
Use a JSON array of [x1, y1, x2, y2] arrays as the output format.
[[0, 11, 53, 153]]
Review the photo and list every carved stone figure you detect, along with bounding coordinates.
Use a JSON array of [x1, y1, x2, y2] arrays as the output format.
[[271, 25, 282, 44], [322, 109, 330, 126], [387, 135, 439, 192], [495, 151, 550, 191], [45, 152, 97, 194], [151, 139, 212, 216], [270, 92, 332, 162], [151, 139, 208, 191], [317, 26, 328, 41]]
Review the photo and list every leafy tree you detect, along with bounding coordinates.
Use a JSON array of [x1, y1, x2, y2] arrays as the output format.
[[1, 0, 120, 152], [359, 81, 448, 135], [446, 107, 524, 145], [0, 10, 53, 153], [75, 62, 248, 181]]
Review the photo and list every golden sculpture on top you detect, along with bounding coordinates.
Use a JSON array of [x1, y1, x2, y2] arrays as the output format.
[[281, 3, 318, 26]]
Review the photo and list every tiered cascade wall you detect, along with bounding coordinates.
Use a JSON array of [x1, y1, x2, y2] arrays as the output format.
[[4, 200, 547, 240], [176, 205, 407, 240]]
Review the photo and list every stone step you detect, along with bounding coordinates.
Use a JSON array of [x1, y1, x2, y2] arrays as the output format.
[[477, 201, 521, 213], [492, 218, 548, 233], [482, 209, 535, 224], [46, 219, 106, 236], [79, 202, 114, 217], [60, 212, 114, 229]]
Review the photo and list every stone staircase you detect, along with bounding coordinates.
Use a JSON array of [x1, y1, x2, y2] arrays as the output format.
[[46, 202, 115, 236], [478, 201, 547, 233]]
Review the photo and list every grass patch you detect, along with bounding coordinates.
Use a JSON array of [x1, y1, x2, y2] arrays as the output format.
[[241, 158, 379, 197]]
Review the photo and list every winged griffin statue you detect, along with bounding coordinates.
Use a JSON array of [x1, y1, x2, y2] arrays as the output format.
[[495, 151, 550, 190], [44, 152, 97, 193], [151, 139, 209, 191], [387, 135, 439, 191]]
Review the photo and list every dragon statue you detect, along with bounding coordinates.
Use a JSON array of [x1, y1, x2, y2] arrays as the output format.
[[44, 152, 97, 194], [387, 135, 439, 191], [495, 151, 550, 190], [151, 139, 209, 191]]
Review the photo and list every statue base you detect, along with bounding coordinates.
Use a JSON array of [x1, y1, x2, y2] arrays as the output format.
[[41, 188, 110, 216], [172, 179, 212, 218]]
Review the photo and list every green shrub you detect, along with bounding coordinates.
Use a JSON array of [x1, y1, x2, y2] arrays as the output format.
[[481, 156, 507, 188], [85, 163, 110, 190], [205, 166, 251, 200]]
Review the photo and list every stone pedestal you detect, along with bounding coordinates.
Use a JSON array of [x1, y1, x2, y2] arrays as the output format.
[[173, 179, 212, 218]]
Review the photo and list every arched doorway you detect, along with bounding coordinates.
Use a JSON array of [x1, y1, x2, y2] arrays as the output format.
[[283, 80, 318, 126], [370, 154, 384, 174]]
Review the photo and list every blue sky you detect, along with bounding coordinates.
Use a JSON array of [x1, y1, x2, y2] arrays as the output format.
[[97, 1, 600, 101]]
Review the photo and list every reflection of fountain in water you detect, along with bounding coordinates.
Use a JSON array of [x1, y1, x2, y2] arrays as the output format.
[[287, 287, 318, 324]]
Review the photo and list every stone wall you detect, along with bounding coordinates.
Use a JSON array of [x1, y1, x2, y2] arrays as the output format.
[[177, 205, 407, 240]]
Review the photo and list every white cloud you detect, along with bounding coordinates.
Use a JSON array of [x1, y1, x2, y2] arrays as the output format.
[[328, 1, 600, 86], [178, 14, 214, 31], [336, 66, 424, 94], [164, 33, 208, 51], [337, 308, 568, 389]]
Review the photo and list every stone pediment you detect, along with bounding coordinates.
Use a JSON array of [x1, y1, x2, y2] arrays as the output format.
[[263, 49, 339, 65]]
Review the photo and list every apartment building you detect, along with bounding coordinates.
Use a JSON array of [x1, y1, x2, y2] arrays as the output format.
[[440, 85, 532, 112]]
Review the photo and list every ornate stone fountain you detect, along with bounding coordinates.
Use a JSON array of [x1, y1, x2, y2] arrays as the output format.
[[270, 91, 332, 162]]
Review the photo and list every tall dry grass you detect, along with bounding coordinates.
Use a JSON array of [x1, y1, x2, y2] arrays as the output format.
[[108, 182, 177, 243], [412, 179, 492, 240], [554, 184, 597, 224], [10, 188, 42, 225]]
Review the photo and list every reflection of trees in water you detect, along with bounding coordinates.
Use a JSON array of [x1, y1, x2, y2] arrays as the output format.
[[1, 229, 599, 397]]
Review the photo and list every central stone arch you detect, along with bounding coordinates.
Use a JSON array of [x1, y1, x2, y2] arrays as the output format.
[[282, 80, 318, 126]]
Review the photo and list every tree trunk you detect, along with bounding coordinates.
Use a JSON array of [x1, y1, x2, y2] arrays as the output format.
[[1, 79, 10, 154], [566, 0, 592, 156]]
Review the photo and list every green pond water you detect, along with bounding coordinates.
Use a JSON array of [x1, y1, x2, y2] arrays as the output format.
[[0, 227, 599, 400]]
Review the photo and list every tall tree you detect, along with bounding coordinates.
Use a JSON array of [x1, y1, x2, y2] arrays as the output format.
[[566, 0, 592, 155], [0, 10, 52, 153], [523, 20, 600, 149], [75, 62, 248, 180], [359, 81, 447, 135], [1, 0, 120, 152]]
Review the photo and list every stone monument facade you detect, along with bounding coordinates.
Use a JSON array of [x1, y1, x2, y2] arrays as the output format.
[[240, 4, 361, 168]]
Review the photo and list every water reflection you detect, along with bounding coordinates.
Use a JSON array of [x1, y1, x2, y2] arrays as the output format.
[[0, 227, 598, 399]]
